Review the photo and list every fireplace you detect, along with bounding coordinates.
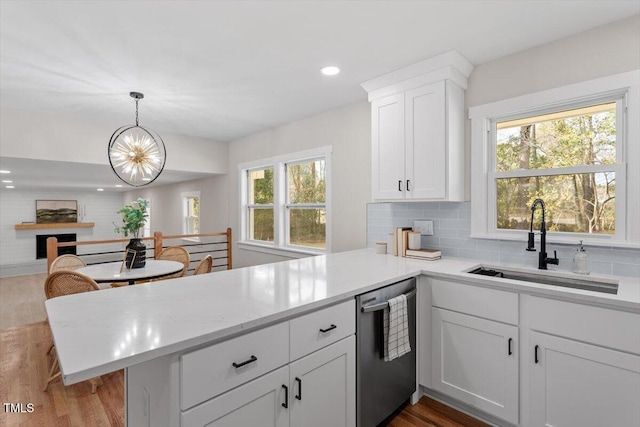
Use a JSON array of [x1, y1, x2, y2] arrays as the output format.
[[36, 234, 77, 259]]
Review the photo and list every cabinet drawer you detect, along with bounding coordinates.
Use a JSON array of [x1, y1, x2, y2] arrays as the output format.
[[290, 299, 355, 361], [431, 279, 518, 325], [181, 322, 289, 410], [529, 296, 640, 354]]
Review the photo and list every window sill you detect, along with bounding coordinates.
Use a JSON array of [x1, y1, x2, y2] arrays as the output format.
[[238, 241, 326, 258], [470, 232, 640, 249]]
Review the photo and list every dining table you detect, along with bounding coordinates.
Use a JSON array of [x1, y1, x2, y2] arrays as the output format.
[[75, 260, 185, 286]]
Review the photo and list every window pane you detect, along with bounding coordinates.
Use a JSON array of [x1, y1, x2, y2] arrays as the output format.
[[289, 208, 326, 249], [496, 172, 615, 234], [187, 197, 199, 217], [249, 208, 274, 242], [496, 103, 616, 172], [249, 168, 274, 204], [187, 217, 199, 234], [287, 160, 325, 203]]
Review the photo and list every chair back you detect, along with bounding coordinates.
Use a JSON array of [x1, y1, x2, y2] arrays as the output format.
[[44, 271, 100, 299], [156, 246, 190, 278], [50, 254, 86, 273], [193, 255, 213, 275]]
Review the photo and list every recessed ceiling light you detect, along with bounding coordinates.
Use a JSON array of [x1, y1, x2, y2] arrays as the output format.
[[321, 66, 340, 76], [97, 188, 104, 192], [0, 170, 10, 174], [5, 185, 14, 189], [2, 180, 12, 183], [115, 184, 123, 188]]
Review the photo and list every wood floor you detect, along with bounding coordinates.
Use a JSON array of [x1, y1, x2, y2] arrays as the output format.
[[0, 274, 488, 426], [0, 321, 124, 426]]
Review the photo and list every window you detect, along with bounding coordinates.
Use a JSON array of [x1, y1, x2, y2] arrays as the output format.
[[142, 199, 151, 237], [182, 192, 200, 235], [240, 146, 331, 256], [470, 71, 639, 246]]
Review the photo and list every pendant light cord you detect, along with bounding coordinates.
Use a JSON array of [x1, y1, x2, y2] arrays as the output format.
[[135, 99, 139, 126]]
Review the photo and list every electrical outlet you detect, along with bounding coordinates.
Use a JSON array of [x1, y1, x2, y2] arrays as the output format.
[[414, 220, 434, 236]]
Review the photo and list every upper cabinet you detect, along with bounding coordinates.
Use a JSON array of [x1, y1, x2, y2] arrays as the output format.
[[362, 50, 473, 201]]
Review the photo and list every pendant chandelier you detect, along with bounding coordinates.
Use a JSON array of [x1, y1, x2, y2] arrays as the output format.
[[108, 92, 166, 187]]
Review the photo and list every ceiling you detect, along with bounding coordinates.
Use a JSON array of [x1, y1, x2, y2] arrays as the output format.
[[0, 1, 638, 193]]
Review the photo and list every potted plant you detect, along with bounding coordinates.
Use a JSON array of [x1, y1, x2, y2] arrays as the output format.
[[114, 198, 149, 268]]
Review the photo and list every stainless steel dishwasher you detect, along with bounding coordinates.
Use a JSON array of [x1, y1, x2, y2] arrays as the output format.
[[356, 277, 417, 427]]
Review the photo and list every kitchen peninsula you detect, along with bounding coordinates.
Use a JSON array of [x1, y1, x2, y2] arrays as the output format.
[[46, 249, 640, 426]]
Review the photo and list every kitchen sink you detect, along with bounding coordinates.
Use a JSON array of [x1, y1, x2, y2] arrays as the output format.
[[467, 266, 619, 294]]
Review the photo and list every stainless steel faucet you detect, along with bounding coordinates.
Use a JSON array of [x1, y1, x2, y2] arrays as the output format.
[[526, 198, 559, 270]]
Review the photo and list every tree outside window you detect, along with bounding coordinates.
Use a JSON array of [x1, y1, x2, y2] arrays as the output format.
[[495, 102, 617, 235]]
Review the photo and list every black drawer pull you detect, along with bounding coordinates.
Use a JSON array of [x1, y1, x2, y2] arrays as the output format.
[[534, 345, 539, 364], [295, 377, 302, 400], [508, 338, 513, 356], [281, 384, 288, 408], [319, 324, 337, 333], [232, 355, 257, 368], [406, 179, 410, 191], [398, 180, 402, 191]]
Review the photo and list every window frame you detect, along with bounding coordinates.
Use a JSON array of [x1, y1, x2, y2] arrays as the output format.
[[181, 191, 200, 241], [470, 71, 639, 248], [239, 146, 332, 257]]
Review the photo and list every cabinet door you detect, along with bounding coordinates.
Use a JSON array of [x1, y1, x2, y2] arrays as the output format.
[[431, 307, 518, 424], [289, 335, 355, 427], [372, 94, 405, 200], [529, 331, 640, 427], [405, 81, 446, 199], [181, 366, 289, 427]]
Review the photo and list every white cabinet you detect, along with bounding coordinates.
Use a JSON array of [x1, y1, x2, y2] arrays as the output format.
[[528, 331, 640, 427], [181, 336, 356, 427], [289, 336, 355, 427], [364, 50, 472, 202], [427, 279, 519, 424], [526, 296, 640, 427], [431, 308, 519, 424], [181, 366, 290, 427], [370, 80, 464, 201]]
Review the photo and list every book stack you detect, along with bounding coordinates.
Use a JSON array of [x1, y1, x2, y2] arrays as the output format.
[[405, 248, 442, 261], [392, 226, 442, 261]]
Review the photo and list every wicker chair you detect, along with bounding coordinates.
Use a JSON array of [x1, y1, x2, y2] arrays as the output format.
[[49, 254, 86, 273], [43, 271, 100, 393], [156, 246, 190, 279], [193, 255, 213, 275]]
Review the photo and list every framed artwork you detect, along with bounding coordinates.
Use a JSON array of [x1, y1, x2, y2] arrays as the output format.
[[35, 200, 78, 224]]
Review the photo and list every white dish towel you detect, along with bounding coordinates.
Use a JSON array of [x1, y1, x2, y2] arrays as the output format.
[[383, 294, 411, 362]]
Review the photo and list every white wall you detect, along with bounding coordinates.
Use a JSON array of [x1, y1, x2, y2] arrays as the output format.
[[124, 175, 229, 235], [0, 108, 229, 174], [0, 189, 124, 276], [228, 101, 371, 268]]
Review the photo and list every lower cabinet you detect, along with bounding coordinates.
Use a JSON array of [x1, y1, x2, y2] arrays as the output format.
[[182, 336, 355, 427], [181, 366, 290, 427], [528, 331, 640, 427], [431, 307, 519, 424], [290, 335, 355, 427]]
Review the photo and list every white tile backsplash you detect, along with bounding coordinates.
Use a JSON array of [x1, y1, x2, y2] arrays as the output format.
[[367, 202, 640, 278]]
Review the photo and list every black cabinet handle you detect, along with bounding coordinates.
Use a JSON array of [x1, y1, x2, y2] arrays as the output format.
[[406, 180, 410, 191], [232, 355, 257, 368], [398, 180, 402, 191], [281, 384, 288, 408], [534, 345, 539, 364], [295, 377, 302, 400], [508, 338, 513, 356], [319, 324, 337, 333]]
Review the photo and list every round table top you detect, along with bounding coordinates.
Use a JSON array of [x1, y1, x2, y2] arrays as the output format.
[[75, 260, 184, 283]]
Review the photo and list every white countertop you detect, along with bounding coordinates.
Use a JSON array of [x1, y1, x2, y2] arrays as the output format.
[[46, 248, 640, 385]]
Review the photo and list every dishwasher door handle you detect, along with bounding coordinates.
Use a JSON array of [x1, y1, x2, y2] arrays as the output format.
[[360, 288, 416, 313]]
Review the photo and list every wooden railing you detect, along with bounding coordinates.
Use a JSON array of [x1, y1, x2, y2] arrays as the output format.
[[46, 228, 232, 274]]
